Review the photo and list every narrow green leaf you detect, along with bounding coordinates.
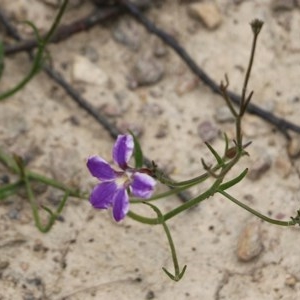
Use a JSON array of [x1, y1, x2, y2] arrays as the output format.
[[0, 181, 22, 200], [129, 130, 143, 168], [205, 142, 223, 165], [24, 21, 42, 43], [177, 265, 187, 280], [219, 168, 248, 191], [162, 267, 176, 281], [143, 201, 186, 281]]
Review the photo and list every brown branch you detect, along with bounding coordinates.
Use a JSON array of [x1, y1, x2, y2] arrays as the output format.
[[3, 6, 122, 55]]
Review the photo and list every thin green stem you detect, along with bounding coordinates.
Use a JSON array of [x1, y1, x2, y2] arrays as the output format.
[[19, 156, 72, 232], [28, 171, 85, 198], [142, 202, 186, 280], [0, 180, 23, 200], [129, 151, 245, 225], [0, 0, 69, 100], [130, 177, 206, 204], [236, 20, 263, 147], [0, 146, 84, 198], [22, 163, 43, 230], [128, 185, 215, 225], [40, 191, 69, 233], [240, 20, 263, 113], [218, 189, 295, 226]]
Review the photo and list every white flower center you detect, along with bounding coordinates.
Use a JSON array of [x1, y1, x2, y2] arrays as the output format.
[[115, 171, 132, 188]]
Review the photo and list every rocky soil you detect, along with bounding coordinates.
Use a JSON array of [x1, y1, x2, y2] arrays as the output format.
[[0, 0, 300, 299]]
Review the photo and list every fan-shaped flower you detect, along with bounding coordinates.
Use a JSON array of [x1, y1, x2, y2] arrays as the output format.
[[87, 134, 156, 221]]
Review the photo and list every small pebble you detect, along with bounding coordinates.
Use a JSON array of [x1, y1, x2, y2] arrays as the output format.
[[100, 103, 123, 117], [116, 121, 144, 137], [237, 221, 263, 262], [287, 138, 300, 158], [175, 76, 199, 96], [80, 46, 99, 63], [248, 153, 272, 181], [274, 156, 292, 178], [285, 274, 297, 287], [139, 103, 164, 117], [197, 120, 218, 142], [131, 55, 164, 86], [187, 2, 222, 30], [112, 18, 143, 51], [214, 106, 235, 123], [72, 55, 108, 85]]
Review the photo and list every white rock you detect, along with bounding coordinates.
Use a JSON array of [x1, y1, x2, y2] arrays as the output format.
[[187, 2, 222, 30], [247, 153, 272, 181], [197, 120, 218, 142], [131, 55, 164, 86], [214, 106, 235, 123], [237, 221, 263, 262], [287, 137, 300, 158], [274, 156, 292, 178], [72, 55, 108, 86], [112, 18, 143, 51]]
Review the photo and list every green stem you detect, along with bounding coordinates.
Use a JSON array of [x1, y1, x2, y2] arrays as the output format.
[[22, 163, 44, 230], [0, 0, 69, 100], [0, 180, 23, 200], [19, 157, 71, 232], [142, 202, 186, 280], [129, 150, 245, 225], [128, 185, 215, 225], [158, 164, 223, 187], [240, 24, 259, 110], [40, 191, 69, 233], [218, 189, 295, 226], [236, 20, 262, 147], [28, 171, 85, 198], [130, 178, 204, 204]]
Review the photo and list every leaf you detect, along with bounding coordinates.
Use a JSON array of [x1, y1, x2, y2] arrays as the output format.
[[0, 181, 22, 200], [205, 142, 223, 165], [219, 168, 248, 191], [129, 130, 143, 168]]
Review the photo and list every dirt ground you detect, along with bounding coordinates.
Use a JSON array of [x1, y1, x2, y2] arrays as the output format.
[[1, 0, 300, 299]]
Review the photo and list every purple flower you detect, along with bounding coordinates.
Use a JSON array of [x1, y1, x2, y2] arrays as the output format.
[[87, 134, 156, 222]]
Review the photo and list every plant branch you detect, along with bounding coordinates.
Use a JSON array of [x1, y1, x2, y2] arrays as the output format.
[[116, 0, 300, 138]]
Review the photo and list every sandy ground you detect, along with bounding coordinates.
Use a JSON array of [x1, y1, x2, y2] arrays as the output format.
[[1, 0, 300, 299]]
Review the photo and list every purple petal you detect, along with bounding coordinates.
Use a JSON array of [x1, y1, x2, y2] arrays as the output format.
[[112, 188, 129, 222], [87, 156, 116, 181], [131, 172, 156, 198], [90, 181, 117, 209], [113, 135, 134, 169]]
